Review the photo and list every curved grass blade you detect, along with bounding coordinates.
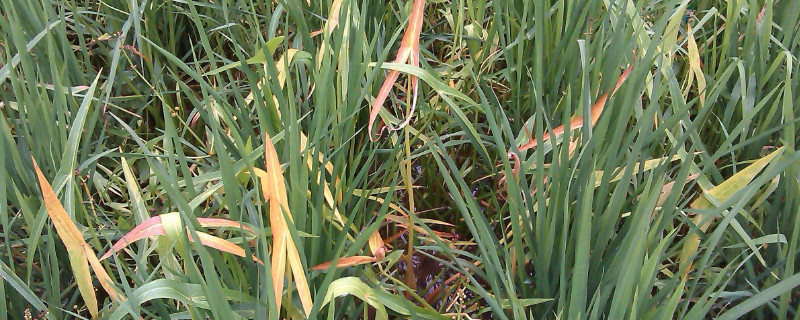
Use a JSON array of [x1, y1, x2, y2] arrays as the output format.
[[321, 277, 388, 320], [109, 279, 259, 320], [716, 272, 800, 320]]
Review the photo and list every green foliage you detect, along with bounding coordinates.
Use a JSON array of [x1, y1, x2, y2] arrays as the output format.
[[1, 0, 799, 319]]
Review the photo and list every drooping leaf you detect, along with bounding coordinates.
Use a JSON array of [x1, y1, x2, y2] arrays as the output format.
[[108, 279, 259, 320], [321, 277, 388, 320], [33, 158, 123, 317], [100, 216, 166, 260], [259, 132, 313, 316], [368, 0, 426, 141], [100, 214, 261, 264]]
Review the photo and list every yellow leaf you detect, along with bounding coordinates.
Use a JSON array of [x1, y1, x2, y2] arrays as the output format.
[[33, 158, 123, 317], [286, 241, 313, 314], [196, 217, 257, 234], [68, 247, 97, 317], [679, 147, 784, 278], [368, 230, 386, 259], [686, 25, 706, 105], [260, 133, 313, 316], [270, 222, 288, 310], [191, 232, 263, 264]]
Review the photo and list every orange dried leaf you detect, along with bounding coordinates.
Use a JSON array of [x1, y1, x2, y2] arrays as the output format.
[[519, 62, 634, 151], [33, 158, 123, 316], [368, 0, 426, 141], [368, 230, 386, 259], [260, 133, 313, 316], [190, 232, 263, 264], [311, 256, 378, 271]]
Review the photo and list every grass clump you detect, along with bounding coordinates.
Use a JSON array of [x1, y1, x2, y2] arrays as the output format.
[[2, 0, 799, 319]]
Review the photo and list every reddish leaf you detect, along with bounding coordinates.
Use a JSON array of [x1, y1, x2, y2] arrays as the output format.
[[100, 216, 166, 260], [100, 215, 261, 264]]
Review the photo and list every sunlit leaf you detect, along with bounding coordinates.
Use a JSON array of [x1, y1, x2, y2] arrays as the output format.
[[321, 277, 388, 320]]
